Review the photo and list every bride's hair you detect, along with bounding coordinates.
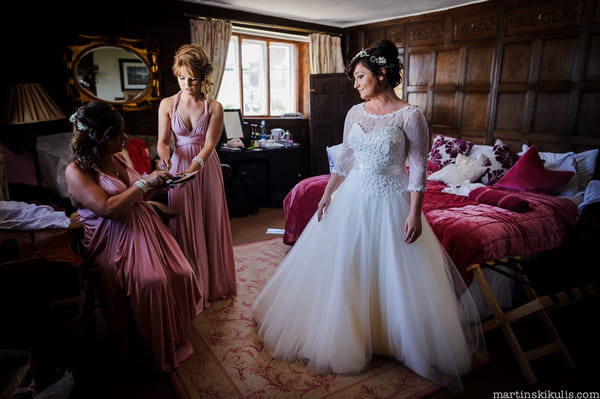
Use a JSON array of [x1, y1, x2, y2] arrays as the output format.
[[345, 39, 403, 88]]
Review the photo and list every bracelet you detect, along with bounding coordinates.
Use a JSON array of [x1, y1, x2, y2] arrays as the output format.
[[192, 156, 205, 168], [133, 179, 151, 193]]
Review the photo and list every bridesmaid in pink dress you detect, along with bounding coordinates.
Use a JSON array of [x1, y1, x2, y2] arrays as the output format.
[[66, 102, 203, 372], [157, 44, 236, 307]]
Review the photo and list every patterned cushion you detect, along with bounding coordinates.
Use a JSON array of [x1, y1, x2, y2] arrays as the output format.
[[480, 139, 519, 185], [428, 135, 474, 169]]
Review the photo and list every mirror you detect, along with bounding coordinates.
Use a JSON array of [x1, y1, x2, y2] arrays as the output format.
[[65, 34, 160, 111]]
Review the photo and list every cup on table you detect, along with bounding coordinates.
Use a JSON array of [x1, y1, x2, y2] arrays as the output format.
[[270, 128, 284, 142]]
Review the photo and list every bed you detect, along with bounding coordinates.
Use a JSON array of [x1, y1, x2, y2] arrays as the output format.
[[282, 138, 599, 382], [283, 138, 599, 307]]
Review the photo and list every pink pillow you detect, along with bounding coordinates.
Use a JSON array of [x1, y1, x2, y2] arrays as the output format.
[[494, 146, 574, 194], [428, 135, 474, 169], [480, 140, 519, 185]]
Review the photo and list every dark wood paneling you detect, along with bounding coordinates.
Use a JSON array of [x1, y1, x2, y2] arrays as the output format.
[[584, 34, 600, 80], [435, 49, 460, 86], [309, 73, 360, 176], [505, 0, 583, 36], [432, 92, 458, 126], [540, 37, 578, 82], [453, 12, 499, 41], [500, 42, 533, 84], [407, 19, 446, 46], [407, 51, 433, 87], [462, 93, 489, 129], [344, 0, 599, 153], [384, 24, 405, 46], [363, 28, 386, 48], [576, 92, 600, 137], [465, 46, 494, 85], [533, 92, 571, 134], [495, 92, 527, 131]]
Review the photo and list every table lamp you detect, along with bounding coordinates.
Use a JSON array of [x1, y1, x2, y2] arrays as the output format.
[[1, 83, 65, 186]]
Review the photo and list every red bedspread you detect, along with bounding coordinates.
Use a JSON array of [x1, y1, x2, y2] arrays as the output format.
[[283, 175, 578, 284]]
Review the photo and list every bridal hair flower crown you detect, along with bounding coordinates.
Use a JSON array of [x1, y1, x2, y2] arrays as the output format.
[[70, 113, 96, 141], [351, 48, 390, 67]]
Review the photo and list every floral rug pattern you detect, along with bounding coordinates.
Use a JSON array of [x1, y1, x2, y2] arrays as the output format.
[[172, 238, 441, 399]]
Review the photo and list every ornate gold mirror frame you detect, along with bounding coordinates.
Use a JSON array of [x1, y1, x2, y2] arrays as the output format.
[[65, 34, 160, 111]]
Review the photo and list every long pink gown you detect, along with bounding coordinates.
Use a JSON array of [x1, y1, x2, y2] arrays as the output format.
[[76, 152, 203, 372], [168, 92, 236, 307]]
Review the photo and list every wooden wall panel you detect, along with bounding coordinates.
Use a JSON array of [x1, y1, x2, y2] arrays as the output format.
[[363, 28, 386, 48], [505, 1, 583, 36], [500, 42, 532, 84], [584, 34, 600, 80], [495, 93, 527, 131], [462, 93, 489, 129], [435, 50, 460, 86], [453, 12, 499, 41], [407, 52, 432, 86], [407, 19, 446, 46], [540, 37, 578, 82], [576, 92, 600, 137], [533, 93, 570, 134], [432, 93, 458, 126], [384, 24, 405, 46], [465, 46, 494, 85]]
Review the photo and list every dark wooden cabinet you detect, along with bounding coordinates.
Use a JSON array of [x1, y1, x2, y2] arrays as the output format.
[[217, 146, 306, 212], [309, 73, 361, 176]]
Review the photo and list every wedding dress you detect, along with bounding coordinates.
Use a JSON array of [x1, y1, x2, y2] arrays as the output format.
[[252, 103, 485, 390]]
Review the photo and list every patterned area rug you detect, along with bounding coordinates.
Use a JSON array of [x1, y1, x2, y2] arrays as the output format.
[[171, 238, 442, 399]]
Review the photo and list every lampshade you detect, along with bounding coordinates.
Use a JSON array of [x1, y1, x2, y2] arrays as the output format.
[[2, 83, 65, 125]]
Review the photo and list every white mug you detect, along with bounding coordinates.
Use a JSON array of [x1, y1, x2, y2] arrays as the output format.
[[270, 128, 284, 142]]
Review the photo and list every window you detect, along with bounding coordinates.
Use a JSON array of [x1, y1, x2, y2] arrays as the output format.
[[217, 30, 303, 117]]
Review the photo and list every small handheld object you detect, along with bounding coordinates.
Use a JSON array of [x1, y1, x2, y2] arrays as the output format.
[[165, 170, 199, 187]]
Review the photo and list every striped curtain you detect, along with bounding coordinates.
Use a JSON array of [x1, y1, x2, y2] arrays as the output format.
[[309, 33, 345, 74], [189, 18, 232, 98]]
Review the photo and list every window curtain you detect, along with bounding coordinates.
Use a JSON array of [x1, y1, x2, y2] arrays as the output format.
[[189, 18, 232, 98], [309, 33, 345, 74]]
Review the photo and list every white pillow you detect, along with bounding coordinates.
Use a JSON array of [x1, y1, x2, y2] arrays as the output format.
[[326, 143, 344, 174], [468, 144, 494, 160], [428, 154, 487, 186], [574, 149, 599, 192], [455, 152, 489, 167]]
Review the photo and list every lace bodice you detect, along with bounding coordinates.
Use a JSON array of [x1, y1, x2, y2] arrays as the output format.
[[334, 103, 429, 195]]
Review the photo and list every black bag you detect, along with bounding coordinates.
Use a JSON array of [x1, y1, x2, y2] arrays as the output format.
[[227, 171, 258, 217]]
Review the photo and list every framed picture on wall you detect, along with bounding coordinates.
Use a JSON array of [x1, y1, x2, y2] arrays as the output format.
[[119, 58, 148, 91]]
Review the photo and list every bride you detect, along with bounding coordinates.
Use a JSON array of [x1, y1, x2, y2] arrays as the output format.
[[252, 39, 486, 391]]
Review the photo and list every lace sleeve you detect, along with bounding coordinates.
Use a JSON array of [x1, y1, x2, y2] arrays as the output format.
[[332, 106, 357, 176], [404, 107, 429, 192]]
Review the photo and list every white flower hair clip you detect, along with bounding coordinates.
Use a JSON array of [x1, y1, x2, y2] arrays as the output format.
[[69, 113, 96, 141], [350, 48, 391, 68], [370, 56, 387, 66]]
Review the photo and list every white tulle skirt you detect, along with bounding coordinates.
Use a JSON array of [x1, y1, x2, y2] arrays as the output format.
[[252, 175, 486, 390]]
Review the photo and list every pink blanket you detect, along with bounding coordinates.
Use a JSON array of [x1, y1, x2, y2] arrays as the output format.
[[283, 175, 578, 284]]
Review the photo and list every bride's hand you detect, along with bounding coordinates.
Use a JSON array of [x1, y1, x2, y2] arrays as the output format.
[[404, 213, 422, 243], [317, 194, 331, 222]]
